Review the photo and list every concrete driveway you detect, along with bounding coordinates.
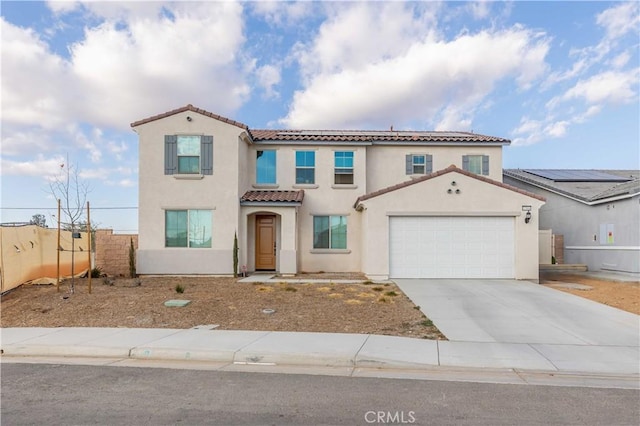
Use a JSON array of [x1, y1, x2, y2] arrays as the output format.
[[394, 279, 640, 346]]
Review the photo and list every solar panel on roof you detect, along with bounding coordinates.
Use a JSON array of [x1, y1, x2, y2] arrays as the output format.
[[526, 169, 631, 182]]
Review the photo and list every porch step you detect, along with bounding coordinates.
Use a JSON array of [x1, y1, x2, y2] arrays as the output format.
[[238, 274, 275, 283]]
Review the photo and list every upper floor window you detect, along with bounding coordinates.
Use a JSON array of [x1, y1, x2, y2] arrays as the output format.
[[165, 209, 212, 248], [256, 150, 276, 184], [334, 151, 354, 185], [177, 136, 201, 174], [164, 135, 213, 175], [296, 151, 315, 184], [313, 215, 347, 249], [405, 154, 433, 175], [462, 155, 489, 176]]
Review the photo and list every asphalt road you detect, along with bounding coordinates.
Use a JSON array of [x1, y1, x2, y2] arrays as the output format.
[[2, 363, 638, 425]]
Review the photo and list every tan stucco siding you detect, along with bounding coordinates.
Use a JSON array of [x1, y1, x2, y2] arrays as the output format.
[[246, 145, 365, 273], [135, 111, 245, 274], [358, 170, 544, 280], [366, 145, 503, 192]]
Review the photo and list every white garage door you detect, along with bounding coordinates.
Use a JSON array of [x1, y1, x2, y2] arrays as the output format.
[[389, 216, 515, 279]]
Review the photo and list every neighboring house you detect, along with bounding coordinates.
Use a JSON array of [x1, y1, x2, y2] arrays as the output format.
[[131, 104, 544, 280], [504, 169, 640, 274]]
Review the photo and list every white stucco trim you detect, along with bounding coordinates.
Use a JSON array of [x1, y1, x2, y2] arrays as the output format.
[[331, 184, 358, 189], [310, 249, 352, 254], [566, 246, 640, 251], [173, 174, 204, 180]]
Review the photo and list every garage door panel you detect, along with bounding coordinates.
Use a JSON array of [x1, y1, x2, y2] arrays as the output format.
[[390, 216, 515, 279]]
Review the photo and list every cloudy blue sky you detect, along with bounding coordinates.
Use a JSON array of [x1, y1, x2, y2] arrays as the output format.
[[1, 1, 639, 233]]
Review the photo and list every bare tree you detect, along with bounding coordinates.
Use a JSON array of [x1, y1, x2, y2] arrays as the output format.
[[49, 156, 90, 294]]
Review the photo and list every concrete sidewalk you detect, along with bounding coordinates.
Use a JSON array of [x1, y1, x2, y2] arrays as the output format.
[[2, 327, 638, 385]]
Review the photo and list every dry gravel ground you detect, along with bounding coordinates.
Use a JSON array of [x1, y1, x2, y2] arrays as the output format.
[[541, 273, 640, 315], [0, 275, 445, 340]]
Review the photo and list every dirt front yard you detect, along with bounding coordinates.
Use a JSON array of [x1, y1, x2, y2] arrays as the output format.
[[0, 276, 445, 340], [541, 273, 640, 315]]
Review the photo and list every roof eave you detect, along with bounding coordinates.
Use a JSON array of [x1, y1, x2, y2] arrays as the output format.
[[240, 201, 302, 207]]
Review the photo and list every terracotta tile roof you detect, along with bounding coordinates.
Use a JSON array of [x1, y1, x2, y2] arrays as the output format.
[[354, 165, 545, 208], [250, 129, 509, 144], [131, 104, 249, 130], [241, 190, 305, 204]]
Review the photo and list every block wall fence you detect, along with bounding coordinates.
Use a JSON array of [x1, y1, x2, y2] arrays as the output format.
[[94, 229, 138, 277]]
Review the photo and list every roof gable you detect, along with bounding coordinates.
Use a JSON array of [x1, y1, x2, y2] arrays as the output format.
[[355, 165, 545, 208], [131, 104, 249, 130]]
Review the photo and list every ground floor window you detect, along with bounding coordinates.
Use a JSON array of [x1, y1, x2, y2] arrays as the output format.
[[165, 209, 212, 248], [313, 215, 347, 249]]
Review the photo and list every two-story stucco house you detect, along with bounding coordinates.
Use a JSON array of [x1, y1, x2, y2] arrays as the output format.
[[131, 104, 544, 280]]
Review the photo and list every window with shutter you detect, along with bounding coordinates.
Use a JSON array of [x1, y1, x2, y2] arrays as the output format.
[[462, 155, 489, 175], [164, 135, 213, 176], [405, 154, 432, 175]]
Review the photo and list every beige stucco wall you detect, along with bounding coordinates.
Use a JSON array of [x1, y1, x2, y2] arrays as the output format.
[[246, 144, 366, 273], [366, 145, 503, 191], [1, 225, 89, 292], [134, 111, 246, 274], [358, 170, 544, 280]]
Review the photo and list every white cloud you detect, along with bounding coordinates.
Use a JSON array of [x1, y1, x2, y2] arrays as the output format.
[[560, 69, 639, 106], [256, 64, 281, 99], [251, 1, 315, 27], [468, 1, 491, 20], [2, 2, 251, 139], [544, 120, 569, 138], [283, 5, 549, 129], [596, 2, 640, 41], [1, 19, 75, 130], [1, 155, 66, 178], [610, 52, 631, 69]]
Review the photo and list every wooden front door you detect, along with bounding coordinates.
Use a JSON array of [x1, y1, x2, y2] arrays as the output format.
[[255, 215, 276, 270]]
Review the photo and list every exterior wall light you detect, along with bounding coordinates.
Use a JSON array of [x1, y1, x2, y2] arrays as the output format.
[[451, 181, 457, 186], [186, 116, 193, 122], [455, 189, 461, 194], [447, 189, 453, 194], [525, 211, 532, 224]]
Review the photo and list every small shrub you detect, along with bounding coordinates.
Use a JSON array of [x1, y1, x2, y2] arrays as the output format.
[[384, 291, 398, 297], [413, 306, 421, 310], [420, 319, 434, 327], [175, 284, 185, 294], [135, 278, 142, 287], [102, 277, 114, 286], [90, 267, 102, 278], [362, 280, 373, 285], [372, 286, 384, 292], [377, 296, 390, 303], [128, 237, 136, 278], [284, 286, 298, 292], [552, 256, 557, 265]]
